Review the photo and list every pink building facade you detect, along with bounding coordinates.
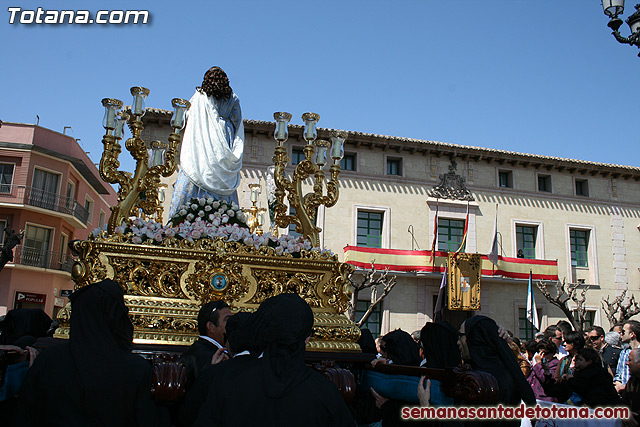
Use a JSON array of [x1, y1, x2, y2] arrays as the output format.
[[0, 122, 117, 317]]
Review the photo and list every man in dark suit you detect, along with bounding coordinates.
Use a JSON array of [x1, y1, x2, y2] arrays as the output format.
[[180, 300, 232, 386]]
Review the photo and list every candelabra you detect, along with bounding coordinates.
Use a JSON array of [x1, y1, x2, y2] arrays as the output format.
[[271, 112, 347, 247], [244, 183, 267, 235], [602, 0, 640, 55], [100, 87, 190, 233]]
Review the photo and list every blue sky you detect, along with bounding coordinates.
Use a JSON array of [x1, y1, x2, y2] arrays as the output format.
[[2, 0, 639, 173]]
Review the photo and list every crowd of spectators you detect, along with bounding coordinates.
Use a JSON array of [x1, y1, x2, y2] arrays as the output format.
[[1, 282, 639, 426]]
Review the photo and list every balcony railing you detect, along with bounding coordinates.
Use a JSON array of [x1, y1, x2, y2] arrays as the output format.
[[0, 185, 89, 224], [11, 245, 75, 272]]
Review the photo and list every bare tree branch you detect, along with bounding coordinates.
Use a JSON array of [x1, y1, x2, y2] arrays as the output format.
[[536, 278, 590, 333], [602, 289, 640, 326], [347, 261, 397, 328]]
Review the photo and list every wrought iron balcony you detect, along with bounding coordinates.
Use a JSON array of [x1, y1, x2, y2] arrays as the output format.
[[11, 245, 74, 272], [0, 185, 89, 224]]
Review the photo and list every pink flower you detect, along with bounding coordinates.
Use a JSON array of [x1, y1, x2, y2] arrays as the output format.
[[132, 236, 142, 244]]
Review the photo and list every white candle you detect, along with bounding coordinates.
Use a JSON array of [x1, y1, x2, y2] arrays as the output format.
[[133, 95, 144, 115], [171, 108, 185, 129], [331, 138, 344, 159], [276, 122, 287, 140], [105, 108, 116, 129], [113, 118, 125, 139]]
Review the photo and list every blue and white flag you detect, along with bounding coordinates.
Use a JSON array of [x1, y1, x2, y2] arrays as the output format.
[[526, 270, 539, 330]]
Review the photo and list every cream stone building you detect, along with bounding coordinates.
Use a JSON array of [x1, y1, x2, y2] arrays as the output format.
[[142, 109, 640, 339]]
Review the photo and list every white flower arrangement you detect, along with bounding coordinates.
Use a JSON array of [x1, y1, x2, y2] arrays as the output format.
[[91, 198, 333, 257], [169, 197, 248, 228]]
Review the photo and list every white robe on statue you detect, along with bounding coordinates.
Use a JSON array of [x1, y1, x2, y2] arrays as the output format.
[[169, 90, 244, 217]]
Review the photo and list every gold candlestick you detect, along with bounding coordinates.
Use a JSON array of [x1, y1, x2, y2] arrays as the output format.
[[271, 112, 347, 247], [99, 87, 190, 232]]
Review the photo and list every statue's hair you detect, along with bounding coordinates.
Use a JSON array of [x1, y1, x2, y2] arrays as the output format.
[[198, 66, 232, 100]]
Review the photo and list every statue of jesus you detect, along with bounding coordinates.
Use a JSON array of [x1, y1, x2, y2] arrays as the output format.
[[168, 66, 244, 218]]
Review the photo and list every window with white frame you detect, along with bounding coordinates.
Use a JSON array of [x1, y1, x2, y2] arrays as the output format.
[[84, 196, 94, 224], [437, 218, 465, 252], [65, 181, 76, 211], [58, 233, 69, 265], [570, 229, 589, 268], [23, 224, 52, 268], [0, 163, 15, 193], [30, 168, 60, 210], [516, 225, 537, 259], [357, 210, 384, 248]]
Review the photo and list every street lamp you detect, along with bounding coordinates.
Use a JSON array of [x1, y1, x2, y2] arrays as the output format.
[[602, 0, 640, 55]]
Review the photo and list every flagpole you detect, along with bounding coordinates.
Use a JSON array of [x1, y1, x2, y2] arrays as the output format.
[[430, 198, 438, 269], [455, 200, 469, 254]]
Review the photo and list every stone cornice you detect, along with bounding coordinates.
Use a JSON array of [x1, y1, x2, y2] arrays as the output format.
[[140, 110, 640, 180]]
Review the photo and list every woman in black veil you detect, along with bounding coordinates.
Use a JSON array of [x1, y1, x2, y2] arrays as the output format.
[[459, 316, 535, 426]]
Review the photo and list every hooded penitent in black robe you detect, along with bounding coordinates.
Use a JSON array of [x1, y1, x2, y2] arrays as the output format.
[[179, 312, 256, 427], [421, 321, 462, 371], [193, 293, 354, 427], [382, 329, 421, 366], [464, 316, 536, 407], [13, 279, 169, 427], [0, 308, 52, 345]]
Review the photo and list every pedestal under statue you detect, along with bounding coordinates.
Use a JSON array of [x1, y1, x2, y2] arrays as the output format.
[[169, 66, 244, 218]]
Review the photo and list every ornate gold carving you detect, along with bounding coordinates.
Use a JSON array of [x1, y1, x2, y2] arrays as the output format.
[[184, 260, 250, 304], [63, 237, 359, 351], [249, 269, 324, 307], [108, 257, 188, 298]]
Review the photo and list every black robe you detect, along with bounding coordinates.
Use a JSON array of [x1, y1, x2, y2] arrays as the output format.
[[179, 354, 254, 427], [14, 342, 166, 427], [13, 279, 169, 427], [463, 316, 536, 407], [193, 293, 355, 427], [193, 357, 354, 427], [180, 337, 221, 386]]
